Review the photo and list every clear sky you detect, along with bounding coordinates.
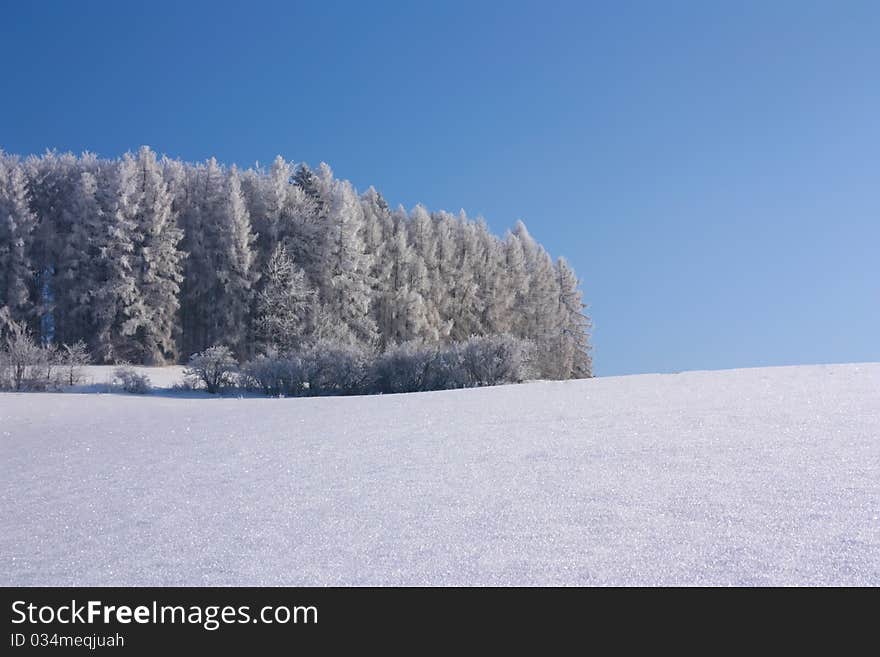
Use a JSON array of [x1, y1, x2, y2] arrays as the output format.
[[1, 0, 877, 376]]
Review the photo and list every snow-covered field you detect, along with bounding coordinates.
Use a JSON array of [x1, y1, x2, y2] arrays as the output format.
[[67, 364, 189, 393], [1, 363, 878, 586]]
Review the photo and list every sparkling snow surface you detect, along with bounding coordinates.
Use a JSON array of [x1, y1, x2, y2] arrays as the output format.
[[1, 363, 878, 586], [66, 365, 188, 392]]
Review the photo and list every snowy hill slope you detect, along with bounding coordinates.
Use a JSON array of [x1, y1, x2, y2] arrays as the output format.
[[1, 363, 878, 585]]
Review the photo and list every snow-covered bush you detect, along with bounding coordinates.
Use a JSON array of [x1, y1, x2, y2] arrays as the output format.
[[300, 340, 368, 396], [421, 345, 472, 390], [372, 335, 532, 392], [240, 352, 306, 396], [455, 334, 533, 387], [184, 346, 238, 394], [59, 341, 91, 386], [113, 365, 151, 394], [369, 341, 438, 394], [239, 335, 531, 398], [39, 344, 62, 389], [241, 342, 367, 397], [0, 320, 61, 391]]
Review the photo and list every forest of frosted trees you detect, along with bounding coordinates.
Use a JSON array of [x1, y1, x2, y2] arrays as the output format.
[[0, 146, 591, 383]]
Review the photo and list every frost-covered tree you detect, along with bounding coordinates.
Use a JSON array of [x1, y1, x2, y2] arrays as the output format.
[[445, 217, 484, 340], [255, 243, 314, 352], [21, 151, 79, 342], [0, 155, 37, 326], [56, 166, 104, 345], [553, 257, 593, 378], [0, 318, 46, 390], [404, 205, 446, 340], [215, 166, 257, 356], [477, 224, 511, 336], [258, 156, 291, 246], [314, 176, 377, 347], [511, 221, 561, 377], [107, 147, 183, 364], [360, 187, 392, 316], [184, 345, 238, 393], [283, 162, 329, 287], [293, 162, 327, 215], [0, 148, 592, 377], [244, 155, 295, 275], [372, 208, 410, 346], [503, 230, 529, 337], [371, 206, 441, 346], [431, 210, 458, 332], [131, 147, 184, 363], [361, 187, 390, 264], [179, 159, 255, 358], [42, 152, 103, 347], [88, 158, 139, 362], [59, 339, 91, 386]]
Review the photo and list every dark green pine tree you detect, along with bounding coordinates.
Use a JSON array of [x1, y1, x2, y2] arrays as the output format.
[[293, 163, 326, 215]]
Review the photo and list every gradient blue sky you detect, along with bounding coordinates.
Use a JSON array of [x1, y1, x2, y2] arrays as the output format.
[[1, 0, 877, 375]]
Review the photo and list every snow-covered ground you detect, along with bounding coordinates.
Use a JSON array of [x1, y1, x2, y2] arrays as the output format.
[[67, 364, 189, 393], [1, 363, 878, 586]]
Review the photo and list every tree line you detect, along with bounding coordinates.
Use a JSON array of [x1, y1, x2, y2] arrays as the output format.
[[0, 146, 591, 380]]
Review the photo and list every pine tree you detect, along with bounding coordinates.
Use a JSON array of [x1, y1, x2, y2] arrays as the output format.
[[217, 166, 257, 356], [132, 147, 184, 363], [476, 222, 509, 336], [372, 208, 409, 346], [263, 156, 291, 244], [316, 177, 377, 347], [255, 243, 315, 352], [429, 210, 457, 338], [0, 148, 593, 376], [165, 156, 203, 358], [90, 155, 138, 362], [405, 205, 446, 340], [401, 255, 440, 343], [21, 151, 82, 342], [503, 230, 529, 336], [247, 155, 292, 273], [293, 162, 327, 218], [554, 257, 593, 378], [446, 217, 484, 340], [59, 168, 105, 346], [280, 163, 328, 288], [186, 160, 256, 356], [0, 155, 37, 326], [83, 148, 184, 363], [360, 186, 390, 287], [512, 220, 561, 378]]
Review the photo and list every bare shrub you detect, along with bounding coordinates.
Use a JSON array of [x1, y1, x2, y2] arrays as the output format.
[[239, 335, 533, 398], [113, 365, 152, 394], [184, 345, 238, 394], [240, 352, 306, 396], [0, 321, 59, 391], [300, 340, 369, 396], [455, 334, 534, 387], [60, 340, 91, 386], [369, 341, 438, 394]]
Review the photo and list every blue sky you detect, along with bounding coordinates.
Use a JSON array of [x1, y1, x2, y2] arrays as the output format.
[[2, 0, 877, 375]]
